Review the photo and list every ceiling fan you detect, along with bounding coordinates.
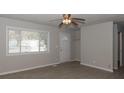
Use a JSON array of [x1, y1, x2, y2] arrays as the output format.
[[51, 14, 86, 28]]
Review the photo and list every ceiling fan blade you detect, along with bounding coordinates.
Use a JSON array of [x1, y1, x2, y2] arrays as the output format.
[[58, 22, 64, 28], [76, 21, 85, 24], [71, 21, 78, 27], [72, 18, 85, 21], [72, 19, 85, 24]]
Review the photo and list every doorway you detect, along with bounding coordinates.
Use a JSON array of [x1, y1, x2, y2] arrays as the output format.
[[118, 31, 124, 68], [59, 31, 71, 63]]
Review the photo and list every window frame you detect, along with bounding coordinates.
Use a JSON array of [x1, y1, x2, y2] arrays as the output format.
[[6, 26, 50, 56]]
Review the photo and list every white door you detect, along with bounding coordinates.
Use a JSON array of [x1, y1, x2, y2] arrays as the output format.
[[59, 31, 71, 63]]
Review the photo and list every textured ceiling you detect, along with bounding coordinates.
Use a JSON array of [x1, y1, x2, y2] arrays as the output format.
[[0, 14, 124, 27]]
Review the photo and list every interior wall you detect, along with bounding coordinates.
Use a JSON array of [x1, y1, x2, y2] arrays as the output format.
[[122, 32, 124, 66], [0, 17, 60, 74], [71, 30, 81, 61], [81, 22, 114, 72], [113, 24, 118, 69]]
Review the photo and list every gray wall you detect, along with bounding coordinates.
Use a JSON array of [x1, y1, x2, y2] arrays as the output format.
[[122, 32, 124, 66], [0, 17, 60, 74], [81, 22, 114, 72], [113, 24, 118, 69], [71, 30, 81, 61]]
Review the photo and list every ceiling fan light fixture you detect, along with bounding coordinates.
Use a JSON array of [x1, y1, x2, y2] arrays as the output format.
[[62, 19, 71, 24], [57, 14, 85, 28]]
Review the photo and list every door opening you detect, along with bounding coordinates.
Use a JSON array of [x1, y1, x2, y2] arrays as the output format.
[[59, 31, 71, 63]]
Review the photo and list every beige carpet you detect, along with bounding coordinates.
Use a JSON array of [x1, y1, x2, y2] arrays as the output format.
[[0, 61, 124, 79]]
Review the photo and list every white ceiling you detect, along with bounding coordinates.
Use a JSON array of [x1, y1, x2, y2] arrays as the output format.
[[1, 14, 124, 27]]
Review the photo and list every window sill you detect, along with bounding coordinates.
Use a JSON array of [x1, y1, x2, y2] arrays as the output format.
[[6, 51, 49, 56]]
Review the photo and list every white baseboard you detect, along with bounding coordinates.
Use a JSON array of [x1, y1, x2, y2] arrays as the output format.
[[0, 62, 61, 76], [0, 61, 113, 76], [71, 59, 80, 62], [80, 63, 113, 72], [59, 60, 74, 63], [0, 61, 75, 76]]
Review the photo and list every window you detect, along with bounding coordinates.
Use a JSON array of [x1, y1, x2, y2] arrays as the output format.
[[40, 32, 48, 52], [21, 31, 40, 53], [6, 26, 49, 55], [8, 29, 20, 53]]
